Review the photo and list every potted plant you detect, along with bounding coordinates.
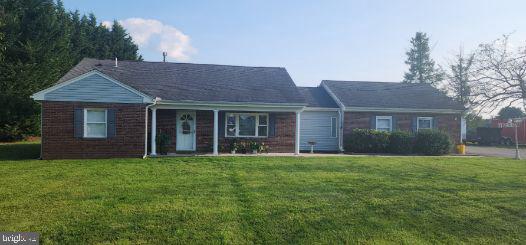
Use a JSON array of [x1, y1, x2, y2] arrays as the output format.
[[229, 139, 239, 154], [156, 131, 171, 155], [239, 141, 247, 154], [260, 142, 269, 154], [249, 141, 260, 154]]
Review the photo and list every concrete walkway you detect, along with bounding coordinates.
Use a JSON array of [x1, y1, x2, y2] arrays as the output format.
[[156, 152, 480, 158]]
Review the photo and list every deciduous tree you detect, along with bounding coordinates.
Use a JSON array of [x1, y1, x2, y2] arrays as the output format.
[[472, 34, 526, 114], [445, 48, 475, 109]]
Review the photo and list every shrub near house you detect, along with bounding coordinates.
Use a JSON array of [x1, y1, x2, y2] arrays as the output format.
[[388, 131, 414, 154], [346, 129, 390, 153], [413, 130, 452, 155], [345, 129, 452, 155]]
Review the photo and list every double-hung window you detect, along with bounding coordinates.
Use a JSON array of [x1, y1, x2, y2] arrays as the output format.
[[225, 113, 268, 137], [376, 116, 392, 132], [417, 117, 433, 131], [330, 117, 337, 138], [84, 109, 107, 138]]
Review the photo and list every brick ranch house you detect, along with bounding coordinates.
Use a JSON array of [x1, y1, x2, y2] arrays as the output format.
[[32, 58, 465, 159]]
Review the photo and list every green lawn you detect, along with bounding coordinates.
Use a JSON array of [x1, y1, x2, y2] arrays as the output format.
[[0, 143, 525, 244]]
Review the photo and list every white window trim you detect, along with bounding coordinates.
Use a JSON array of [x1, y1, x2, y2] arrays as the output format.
[[225, 113, 269, 138], [84, 108, 108, 138], [417, 117, 433, 131], [330, 117, 338, 138], [375, 116, 393, 132]]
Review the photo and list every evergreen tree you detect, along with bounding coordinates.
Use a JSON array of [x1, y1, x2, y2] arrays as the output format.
[[0, 0, 142, 141], [0, 6, 5, 62], [109, 21, 141, 60], [403, 32, 444, 84], [497, 107, 525, 120], [0, 0, 71, 140]]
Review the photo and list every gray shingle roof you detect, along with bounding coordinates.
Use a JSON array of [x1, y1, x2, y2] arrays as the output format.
[[58, 58, 305, 104], [322, 80, 464, 110], [297, 87, 338, 108]]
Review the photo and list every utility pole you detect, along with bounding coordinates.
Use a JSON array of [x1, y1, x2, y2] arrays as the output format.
[[162, 52, 167, 62]]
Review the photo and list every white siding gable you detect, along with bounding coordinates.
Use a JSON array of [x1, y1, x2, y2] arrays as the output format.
[[42, 73, 147, 103]]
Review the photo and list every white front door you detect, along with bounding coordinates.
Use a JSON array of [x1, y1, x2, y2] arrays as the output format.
[[176, 111, 196, 151]]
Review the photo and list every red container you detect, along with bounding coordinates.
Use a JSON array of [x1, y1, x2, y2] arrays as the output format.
[[491, 119, 526, 144]]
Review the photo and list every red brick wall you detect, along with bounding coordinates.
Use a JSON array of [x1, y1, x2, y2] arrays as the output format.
[[343, 112, 462, 143], [196, 111, 214, 152], [155, 110, 178, 153], [221, 112, 296, 153], [41, 101, 146, 159], [151, 110, 296, 153], [147, 110, 206, 153], [199, 111, 296, 153]]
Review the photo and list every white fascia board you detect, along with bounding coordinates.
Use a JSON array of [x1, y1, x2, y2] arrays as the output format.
[[158, 100, 306, 107], [154, 100, 306, 112], [31, 70, 154, 103], [303, 107, 340, 111], [320, 82, 346, 110], [345, 107, 463, 114]]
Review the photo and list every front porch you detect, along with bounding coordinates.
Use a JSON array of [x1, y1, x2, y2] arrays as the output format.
[[147, 102, 303, 156]]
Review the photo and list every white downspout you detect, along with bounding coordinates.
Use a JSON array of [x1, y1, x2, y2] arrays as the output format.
[[320, 82, 346, 152]]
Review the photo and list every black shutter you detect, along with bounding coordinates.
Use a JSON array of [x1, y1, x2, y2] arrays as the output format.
[[269, 113, 276, 137], [411, 117, 418, 132], [370, 116, 376, 130], [74, 108, 84, 138], [433, 117, 439, 129], [107, 109, 116, 138], [218, 111, 225, 138], [392, 116, 397, 131]]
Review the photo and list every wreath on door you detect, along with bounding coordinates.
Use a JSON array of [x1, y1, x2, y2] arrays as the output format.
[[180, 114, 193, 134]]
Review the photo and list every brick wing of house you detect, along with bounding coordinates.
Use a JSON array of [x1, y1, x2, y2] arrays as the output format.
[[319, 80, 466, 151], [32, 58, 464, 159]]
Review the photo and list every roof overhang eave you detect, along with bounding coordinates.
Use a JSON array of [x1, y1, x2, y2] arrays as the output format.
[[154, 100, 307, 112], [343, 106, 464, 114]]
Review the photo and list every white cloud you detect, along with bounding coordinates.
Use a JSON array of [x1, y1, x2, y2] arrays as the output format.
[[102, 18, 195, 61], [101, 20, 112, 29]]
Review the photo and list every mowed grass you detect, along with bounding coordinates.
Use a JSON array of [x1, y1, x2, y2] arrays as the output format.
[[0, 143, 525, 244]]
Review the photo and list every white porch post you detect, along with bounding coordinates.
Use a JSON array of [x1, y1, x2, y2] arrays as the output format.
[[295, 111, 301, 155], [213, 109, 219, 155], [151, 107, 157, 156]]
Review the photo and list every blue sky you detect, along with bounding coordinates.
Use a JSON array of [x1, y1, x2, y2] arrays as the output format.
[[63, 0, 526, 87]]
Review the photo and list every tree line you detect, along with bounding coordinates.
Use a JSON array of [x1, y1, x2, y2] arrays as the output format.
[[401, 32, 526, 121], [0, 0, 141, 141]]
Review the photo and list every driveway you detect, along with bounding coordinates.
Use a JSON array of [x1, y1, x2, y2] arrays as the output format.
[[467, 146, 520, 158]]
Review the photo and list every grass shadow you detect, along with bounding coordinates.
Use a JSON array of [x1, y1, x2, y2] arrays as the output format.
[[0, 142, 40, 160]]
